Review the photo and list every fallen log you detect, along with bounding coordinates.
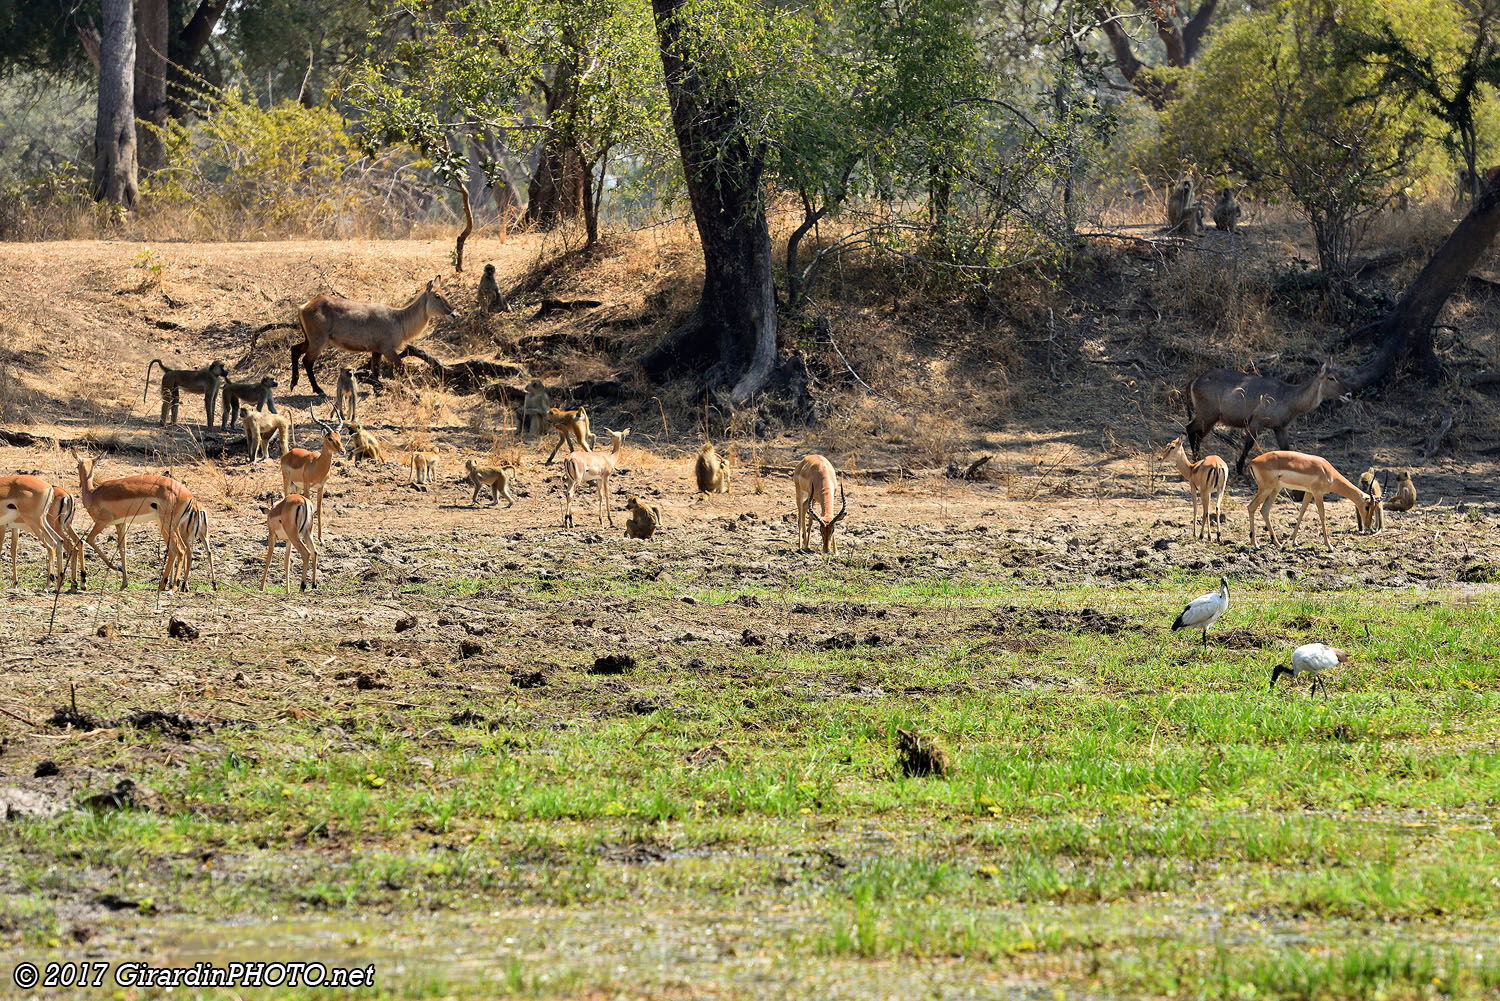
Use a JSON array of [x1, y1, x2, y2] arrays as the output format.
[[398, 345, 525, 392], [530, 298, 603, 320], [1, 427, 236, 460]]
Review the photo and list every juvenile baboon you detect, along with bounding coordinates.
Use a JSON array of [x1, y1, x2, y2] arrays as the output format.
[[520, 380, 550, 440], [623, 496, 661, 539], [1166, 178, 1200, 234], [219, 376, 279, 430], [545, 406, 594, 463], [242, 406, 291, 462], [144, 359, 230, 427], [334, 367, 358, 423], [694, 442, 730, 494], [1395, 186, 1413, 212], [1212, 187, 1240, 232], [1357, 469, 1384, 534], [464, 459, 516, 507], [347, 423, 386, 465], [477, 263, 506, 313], [409, 450, 440, 485], [1383, 471, 1417, 512]]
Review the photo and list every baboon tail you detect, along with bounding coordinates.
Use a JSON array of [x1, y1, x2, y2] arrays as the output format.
[[144, 359, 163, 401]]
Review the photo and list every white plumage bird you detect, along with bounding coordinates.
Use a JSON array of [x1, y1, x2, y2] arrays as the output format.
[[1271, 643, 1349, 695], [1171, 575, 1229, 644]]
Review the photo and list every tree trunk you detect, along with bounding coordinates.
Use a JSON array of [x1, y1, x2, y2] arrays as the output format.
[[1346, 179, 1500, 390], [524, 135, 588, 228], [648, 0, 778, 405], [93, 0, 140, 209], [134, 0, 169, 170], [167, 0, 229, 118], [453, 185, 474, 273]]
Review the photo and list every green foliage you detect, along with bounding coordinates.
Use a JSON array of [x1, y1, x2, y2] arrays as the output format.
[[1157, 0, 1433, 276], [147, 87, 398, 237], [353, 0, 669, 231]]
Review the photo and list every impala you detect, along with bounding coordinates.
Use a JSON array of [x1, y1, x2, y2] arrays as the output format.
[[281, 409, 343, 542], [69, 450, 195, 590], [1159, 437, 1229, 542], [7, 483, 82, 590], [164, 498, 218, 591], [1, 474, 64, 588], [562, 428, 629, 527], [261, 494, 319, 592], [1247, 450, 1377, 551], [793, 455, 849, 554]]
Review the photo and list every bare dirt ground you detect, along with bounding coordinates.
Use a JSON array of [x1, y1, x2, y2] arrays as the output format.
[[4, 236, 1500, 998]]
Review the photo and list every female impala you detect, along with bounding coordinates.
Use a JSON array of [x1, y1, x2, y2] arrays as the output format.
[[1159, 437, 1229, 542], [164, 499, 217, 592], [1247, 450, 1377, 551], [8, 483, 82, 590], [794, 455, 849, 553], [562, 428, 629, 527], [261, 494, 319, 592], [1, 474, 64, 588], [281, 409, 343, 542], [69, 449, 195, 590]]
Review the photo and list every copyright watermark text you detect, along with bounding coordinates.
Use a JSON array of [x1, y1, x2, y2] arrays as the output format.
[[11, 960, 376, 991]]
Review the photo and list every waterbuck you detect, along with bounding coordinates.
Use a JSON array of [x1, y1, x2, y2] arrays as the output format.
[[1184, 360, 1348, 474], [290, 279, 455, 396]]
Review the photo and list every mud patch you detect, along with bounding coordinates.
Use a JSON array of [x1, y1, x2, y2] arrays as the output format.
[[992, 606, 1136, 635]]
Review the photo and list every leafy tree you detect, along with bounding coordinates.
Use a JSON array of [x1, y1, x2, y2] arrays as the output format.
[[1339, 0, 1500, 201], [354, 0, 667, 259], [1093, 1, 1225, 109], [1160, 0, 1428, 277]]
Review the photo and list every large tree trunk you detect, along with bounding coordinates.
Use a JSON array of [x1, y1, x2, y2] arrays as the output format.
[[1346, 179, 1500, 389], [167, 0, 228, 118], [647, 0, 778, 405], [134, 0, 169, 170], [93, 0, 140, 209], [524, 136, 588, 227]]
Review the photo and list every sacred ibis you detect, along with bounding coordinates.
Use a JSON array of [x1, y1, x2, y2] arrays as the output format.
[[1171, 576, 1229, 644], [1271, 643, 1349, 695]]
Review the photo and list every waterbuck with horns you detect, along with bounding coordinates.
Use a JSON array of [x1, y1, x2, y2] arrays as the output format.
[[1184, 359, 1349, 475], [290, 279, 456, 396]]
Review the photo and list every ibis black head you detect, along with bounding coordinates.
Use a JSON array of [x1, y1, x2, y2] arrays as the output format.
[[1269, 665, 1292, 690]]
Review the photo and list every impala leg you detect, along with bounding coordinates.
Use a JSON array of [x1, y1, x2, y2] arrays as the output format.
[[261, 532, 275, 590], [116, 530, 129, 590], [1290, 494, 1314, 547], [283, 535, 293, 593], [7, 528, 16, 587], [1316, 496, 1332, 551], [204, 537, 218, 591], [315, 488, 324, 544]]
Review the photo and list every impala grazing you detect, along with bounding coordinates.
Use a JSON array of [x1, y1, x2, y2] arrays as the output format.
[[1159, 437, 1229, 542], [1247, 450, 1377, 551], [281, 410, 343, 542], [562, 428, 629, 527], [1, 475, 65, 588], [793, 455, 848, 554], [69, 450, 195, 590], [7, 483, 82, 590]]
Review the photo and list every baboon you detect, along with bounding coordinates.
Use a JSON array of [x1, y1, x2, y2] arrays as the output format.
[[145, 359, 230, 427], [477, 263, 506, 313], [464, 459, 516, 507], [1212, 187, 1240, 232], [1384, 471, 1417, 512], [545, 406, 594, 463], [219, 376, 279, 430], [1357, 469, 1384, 534], [694, 442, 730, 494], [347, 423, 386, 465], [242, 406, 291, 463], [409, 450, 440, 485], [334, 367, 358, 423], [1166, 178, 1200, 234], [520, 380, 550, 440], [1395, 186, 1413, 212], [624, 496, 661, 539]]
